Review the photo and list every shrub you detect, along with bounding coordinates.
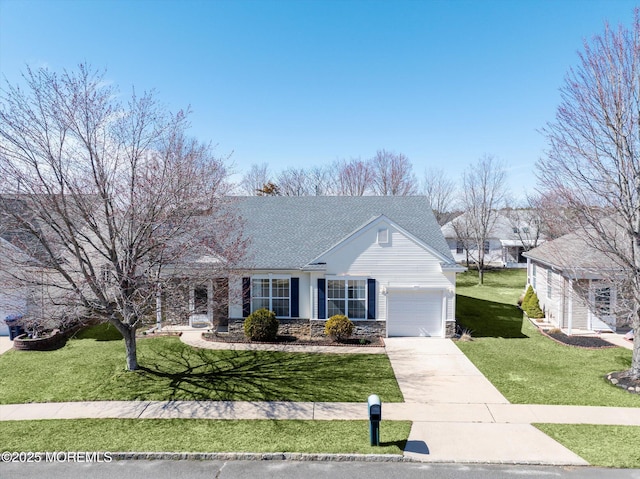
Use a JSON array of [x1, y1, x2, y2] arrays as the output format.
[[324, 314, 354, 342], [521, 285, 535, 310], [522, 287, 545, 319], [244, 308, 279, 342]]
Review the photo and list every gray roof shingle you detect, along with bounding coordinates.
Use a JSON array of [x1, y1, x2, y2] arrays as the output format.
[[229, 196, 454, 270]]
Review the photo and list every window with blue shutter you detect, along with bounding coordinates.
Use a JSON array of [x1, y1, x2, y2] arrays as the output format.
[[367, 278, 376, 319], [242, 277, 251, 317], [318, 278, 326, 319], [291, 277, 299, 318]]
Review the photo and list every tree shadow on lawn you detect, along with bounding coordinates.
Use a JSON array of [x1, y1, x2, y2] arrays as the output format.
[[456, 295, 528, 338], [120, 340, 392, 403]]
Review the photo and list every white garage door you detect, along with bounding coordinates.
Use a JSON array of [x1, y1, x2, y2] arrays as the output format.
[[387, 290, 443, 337]]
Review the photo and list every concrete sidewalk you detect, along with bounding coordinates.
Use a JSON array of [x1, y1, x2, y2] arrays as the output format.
[[2, 400, 639, 424], [0, 336, 13, 355], [1, 333, 638, 465]]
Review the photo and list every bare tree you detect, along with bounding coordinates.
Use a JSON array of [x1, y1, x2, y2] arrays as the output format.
[[331, 157, 373, 196], [306, 165, 332, 196], [276, 167, 313, 196], [450, 214, 474, 267], [239, 163, 271, 196], [0, 64, 245, 371], [370, 150, 418, 196], [423, 167, 456, 225], [537, 11, 640, 378], [527, 191, 580, 240], [502, 205, 545, 262], [460, 155, 508, 284]]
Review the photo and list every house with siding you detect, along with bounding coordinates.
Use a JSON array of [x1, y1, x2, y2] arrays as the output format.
[[522, 227, 625, 333], [441, 210, 544, 268], [161, 196, 465, 338]]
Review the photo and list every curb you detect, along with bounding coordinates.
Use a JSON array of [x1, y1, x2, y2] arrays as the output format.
[[108, 452, 410, 462]]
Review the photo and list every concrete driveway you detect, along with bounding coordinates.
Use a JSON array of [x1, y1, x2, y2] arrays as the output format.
[[383, 337, 588, 465]]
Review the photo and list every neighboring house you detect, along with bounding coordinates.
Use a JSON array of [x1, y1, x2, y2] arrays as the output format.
[[161, 196, 465, 338], [441, 210, 544, 268], [523, 228, 625, 333]]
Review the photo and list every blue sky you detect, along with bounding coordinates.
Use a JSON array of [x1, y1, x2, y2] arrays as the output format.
[[0, 0, 637, 198]]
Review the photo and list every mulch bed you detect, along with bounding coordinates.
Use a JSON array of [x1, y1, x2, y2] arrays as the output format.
[[542, 330, 617, 349], [606, 370, 640, 395], [202, 333, 385, 347]]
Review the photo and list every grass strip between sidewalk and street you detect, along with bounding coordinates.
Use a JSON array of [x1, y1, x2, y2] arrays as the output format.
[[534, 424, 640, 468], [0, 419, 411, 455], [0, 334, 403, 404]]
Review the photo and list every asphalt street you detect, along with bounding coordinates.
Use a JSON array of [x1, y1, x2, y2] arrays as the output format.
[[1, 460, 640, 479]]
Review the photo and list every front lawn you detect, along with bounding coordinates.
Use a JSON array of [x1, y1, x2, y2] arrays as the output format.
[[0, 335, 403, 404], [535, 424, 640, 468], [0, 418, 411, 455], [455, 269, 639, 407]]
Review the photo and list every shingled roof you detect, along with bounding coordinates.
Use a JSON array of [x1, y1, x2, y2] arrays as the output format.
[[523, 225, 621, 276], [230, 196, 454, 270]]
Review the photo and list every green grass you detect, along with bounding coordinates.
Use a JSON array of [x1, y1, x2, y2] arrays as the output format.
[[535, 424, 640, 468], [0, 419, 411, 455], [72, 322, 123, 341], [456, 268, 527, 305], [455, 269, 639, 407], [0, 336, 403, 404]]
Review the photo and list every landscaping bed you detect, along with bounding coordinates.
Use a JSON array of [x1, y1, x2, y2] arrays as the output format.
[[202, 332, 384, 347], [542, 330, 617, 349]]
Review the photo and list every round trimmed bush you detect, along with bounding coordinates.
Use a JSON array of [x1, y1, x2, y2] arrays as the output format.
[[324, 314, 354, 342], [244, 308, 279, 342]]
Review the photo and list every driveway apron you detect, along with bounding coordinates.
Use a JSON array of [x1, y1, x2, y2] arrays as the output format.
[[383, 337, 588, 465]]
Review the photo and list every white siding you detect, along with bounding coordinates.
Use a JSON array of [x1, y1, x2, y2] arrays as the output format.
[[312, 220, 455, 324]]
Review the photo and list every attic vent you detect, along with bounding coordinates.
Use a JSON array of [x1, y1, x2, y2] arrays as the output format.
[[377, 228, 389, 245]]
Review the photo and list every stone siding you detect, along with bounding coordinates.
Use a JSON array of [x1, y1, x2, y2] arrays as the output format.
[[310, 319, 386, 339], [445, 320, 456, 338], [228, 318, 386, 340]]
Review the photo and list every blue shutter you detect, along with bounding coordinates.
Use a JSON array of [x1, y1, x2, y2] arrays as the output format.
[[367, 278, 376, 320], [318, 278, 326, 319], [291, 277, 299, 318], [242, 277, 251, 317]]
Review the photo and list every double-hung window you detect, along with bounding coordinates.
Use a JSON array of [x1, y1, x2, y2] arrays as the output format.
[[251, 276, 290, 317], [327, 278, 366, 319]]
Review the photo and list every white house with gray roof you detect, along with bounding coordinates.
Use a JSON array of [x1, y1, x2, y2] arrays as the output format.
[[171, 196, 465, 338], [441, 210, 545, 268], [523, 226, 626, 334]]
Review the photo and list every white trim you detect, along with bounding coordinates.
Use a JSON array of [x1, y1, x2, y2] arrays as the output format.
[[377, 228, 389, 245], [325, 275, 369, 320], [383, 284, 452, 293], [250, 274, 292, 318]]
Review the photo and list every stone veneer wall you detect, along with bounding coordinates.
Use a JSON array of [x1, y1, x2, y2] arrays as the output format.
[[227, 318, 386, 340], [162, 282, 191, 326], [445, 320, 456, 338], [310, 320, 386, 339]]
